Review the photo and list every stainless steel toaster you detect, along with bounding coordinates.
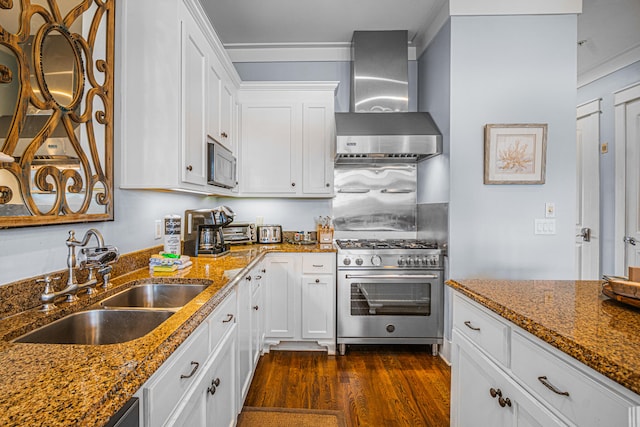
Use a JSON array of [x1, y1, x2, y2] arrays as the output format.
[[257, 225, 282, 243]]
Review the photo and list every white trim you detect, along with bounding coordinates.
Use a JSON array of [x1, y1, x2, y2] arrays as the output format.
[[615, 82, 640, 106], [578, 44, 640, 88], [614, 82, 640, 275], [413, 0, 451, 58], [576, 98, 601, 119], [449, 0, 582, 15], [239, 81, 340, 93], [226, 43, 417, 63]]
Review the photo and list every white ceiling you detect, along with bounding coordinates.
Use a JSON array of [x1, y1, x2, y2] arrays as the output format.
[[200, 0, 640, 85]]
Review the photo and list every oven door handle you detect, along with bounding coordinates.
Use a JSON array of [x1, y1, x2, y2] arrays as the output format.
[[345, 274, 439, 280]]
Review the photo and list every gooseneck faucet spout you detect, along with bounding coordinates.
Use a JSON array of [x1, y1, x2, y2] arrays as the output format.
[[65, 228, 105, 301]]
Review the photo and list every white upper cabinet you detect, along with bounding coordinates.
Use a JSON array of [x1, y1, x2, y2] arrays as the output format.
[[120, 0, 240, 195], [238, 83, 338, 197]]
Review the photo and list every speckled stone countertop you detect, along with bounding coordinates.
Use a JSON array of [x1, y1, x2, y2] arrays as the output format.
[[0, 243, 335, 427], [447, 279, 640, 396]]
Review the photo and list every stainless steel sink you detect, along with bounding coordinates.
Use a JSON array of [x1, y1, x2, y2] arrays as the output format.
[[98, 284, 209, 309], [14, 309, 174, 345]]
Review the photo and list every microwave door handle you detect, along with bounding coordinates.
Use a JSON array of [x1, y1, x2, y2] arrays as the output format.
[[345, 274, 439, 280]]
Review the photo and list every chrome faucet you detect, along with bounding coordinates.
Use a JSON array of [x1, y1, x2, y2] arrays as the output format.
[[39, 229, 119, 311]]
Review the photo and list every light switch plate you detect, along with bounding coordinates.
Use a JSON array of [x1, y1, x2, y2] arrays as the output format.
[[154, 219, 162, 239], [535, 219, 556, 235]]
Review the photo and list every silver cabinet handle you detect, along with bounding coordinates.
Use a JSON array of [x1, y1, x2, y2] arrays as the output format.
[[464, 321, 480, 331], [380, 188, 413, 193], [180, 361, 199, 379], [254, 275, 262, 280], [538, 376, 570, 396], [222, 314, 234, 323], [338, 188, 370, 193], [312, 264, 324, 268]]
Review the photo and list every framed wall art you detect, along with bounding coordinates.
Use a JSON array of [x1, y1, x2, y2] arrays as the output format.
[[484, 123, 548, 184]]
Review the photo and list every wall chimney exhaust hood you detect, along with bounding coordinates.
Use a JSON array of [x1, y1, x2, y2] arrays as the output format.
[[335, 31, 442, 164]]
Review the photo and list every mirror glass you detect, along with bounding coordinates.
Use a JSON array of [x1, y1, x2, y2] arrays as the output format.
[[0, 0, 114, 227]]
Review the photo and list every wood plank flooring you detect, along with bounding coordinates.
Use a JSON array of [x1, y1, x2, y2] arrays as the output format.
[[244, 345, 451, 427]]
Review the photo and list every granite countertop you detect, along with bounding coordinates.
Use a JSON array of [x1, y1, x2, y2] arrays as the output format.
[[0, 243, 335, 426], [446, 279, 640, 396]]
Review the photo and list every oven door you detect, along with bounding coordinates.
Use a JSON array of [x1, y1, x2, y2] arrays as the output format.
[[337, 269, 443, 342]]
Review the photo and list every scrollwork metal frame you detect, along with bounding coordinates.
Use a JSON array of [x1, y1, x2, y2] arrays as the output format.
[[0, 0, 114, 227]]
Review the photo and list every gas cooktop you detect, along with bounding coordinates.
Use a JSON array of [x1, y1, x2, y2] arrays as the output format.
[[335, 239, 439, 250]]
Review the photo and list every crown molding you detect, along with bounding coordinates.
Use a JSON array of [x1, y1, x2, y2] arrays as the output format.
[[578, 44, 640, 88], [449, 0, 582, 15]]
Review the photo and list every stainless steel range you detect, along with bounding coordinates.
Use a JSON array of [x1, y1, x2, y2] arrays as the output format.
[[336, 239, 444, 356]]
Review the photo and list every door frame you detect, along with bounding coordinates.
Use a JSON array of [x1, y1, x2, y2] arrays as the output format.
[[576, 98, 601, 279], [614, 82, 640, 275]]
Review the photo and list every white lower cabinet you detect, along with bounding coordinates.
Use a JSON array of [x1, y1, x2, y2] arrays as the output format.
[[237, 262, 265, 410], [141, 289, 238, 427], [263, 253, 336, 354], [168, 330, 237, 427], [452, 330, 564, 427], [451, 292, 640, 427]]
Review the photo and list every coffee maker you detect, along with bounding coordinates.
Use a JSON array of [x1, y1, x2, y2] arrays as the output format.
[[183, 207, 235, 257]]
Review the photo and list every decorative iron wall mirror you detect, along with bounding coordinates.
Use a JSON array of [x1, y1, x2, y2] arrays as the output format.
[[0, 0, 114, 228]]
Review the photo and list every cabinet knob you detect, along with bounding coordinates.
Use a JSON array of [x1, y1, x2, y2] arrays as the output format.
[[326, 183, 330, 187], [253, 305, 259, 310], [315, 279, 320, 283], [291, 182, 296, 187], [207, 378, 220, 395], [498, 397, 512, 408], [221, 132, 228, 138], [489, 388, 502, 398], [245, 275, 252, 281], [186, 165, 193, 171]]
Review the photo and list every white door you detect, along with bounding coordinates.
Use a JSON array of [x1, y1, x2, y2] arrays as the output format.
[[614, 83, 640, 275], [575, 100, 601, 279]]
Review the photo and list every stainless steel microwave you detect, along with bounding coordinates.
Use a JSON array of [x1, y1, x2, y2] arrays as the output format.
[[207, 137, 236, 189]]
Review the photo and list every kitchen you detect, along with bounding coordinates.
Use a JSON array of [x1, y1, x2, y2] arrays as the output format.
[[1, 0, 640, 426]]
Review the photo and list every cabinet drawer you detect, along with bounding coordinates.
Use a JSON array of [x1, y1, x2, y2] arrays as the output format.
[[452, 294, 510, 367], [511, 330, 638, 427], [144, 324, 209, 427], [302, 254, 335, 274], [209, 290, 238, 352]]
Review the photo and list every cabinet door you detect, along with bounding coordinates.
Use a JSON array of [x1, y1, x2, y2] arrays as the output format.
[[219, 82, 235, 150], [264, 255, 298, 338], [451, 331, 565, 427], [206, 58, 222, 143], [251, 272, 264, 366], [240, 103, 300, 194], [302, 103, 334, 194], [237, 272, 253, 408], [169, 327, 237, 427], [301, 274, 334, 339], [181, 12, 208, 185]]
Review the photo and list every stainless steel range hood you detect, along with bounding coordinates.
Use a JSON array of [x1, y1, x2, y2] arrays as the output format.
[[335, 31, 442, 164]]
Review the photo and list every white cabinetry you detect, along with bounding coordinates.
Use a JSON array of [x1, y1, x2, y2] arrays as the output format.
[[121, 0, 239, 195], [237, 262, 265, 409], [263, 253, 336, 354], [141, 289, 238, 427], [238, 83, 337, 197], [451, 292, 640, 427]]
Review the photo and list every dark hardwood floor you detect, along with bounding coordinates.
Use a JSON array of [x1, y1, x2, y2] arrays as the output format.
[[244, 345, 451, 427]]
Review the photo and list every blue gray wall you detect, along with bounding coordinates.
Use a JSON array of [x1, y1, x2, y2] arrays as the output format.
[[577, 60, 640, 275], [447, 15, 578, 280]]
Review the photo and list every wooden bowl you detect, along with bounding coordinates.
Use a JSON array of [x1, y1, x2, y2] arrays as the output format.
[[608, 278, 640, 299]]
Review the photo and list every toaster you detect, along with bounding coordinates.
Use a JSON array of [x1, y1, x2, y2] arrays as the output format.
[[257, 225, 282, 244]]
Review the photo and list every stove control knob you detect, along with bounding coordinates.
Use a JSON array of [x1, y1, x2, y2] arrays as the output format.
[[421, 256, 429, 265], [355, 257, 364, 266], [406, 257, 414, 266], [397, 257, 405, 266], [343, 257, 351, 266], [371, 255, 382, 266]]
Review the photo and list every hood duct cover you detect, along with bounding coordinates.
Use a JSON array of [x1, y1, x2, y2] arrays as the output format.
[[335, 30, 442, 164]]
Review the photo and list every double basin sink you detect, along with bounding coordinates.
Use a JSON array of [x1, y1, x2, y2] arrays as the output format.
[[14, 283, 209, 345]]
